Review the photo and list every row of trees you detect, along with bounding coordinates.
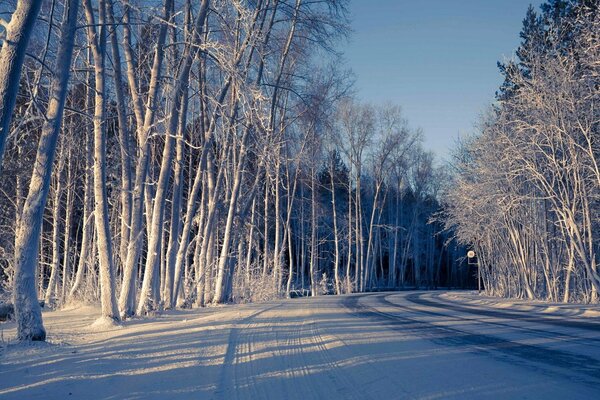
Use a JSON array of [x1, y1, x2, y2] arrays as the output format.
[[444, 0, 600, 303], [0, 0, 468, 341]]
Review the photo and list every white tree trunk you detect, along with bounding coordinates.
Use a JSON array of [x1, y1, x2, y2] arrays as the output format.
[[106, 0, 133, 270], [69, 69, 95, 300], [330, 163, 342, 295], [213, 134, 249, 304], [45, 159, 64, 306], [163, 88, 189, 308], [12, 0, 78, 341], [137, 0, 209, 314], [83, 0, 120, 321], [0, 0, 42, 172], [118, 0, 173, 317]]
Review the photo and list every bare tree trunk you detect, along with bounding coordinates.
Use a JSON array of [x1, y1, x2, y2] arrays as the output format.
[[70, 71, 95, 300], [213, 132, 249, 304], [196, 151, 222, 307], [106, 0, 133, 270], [83, 0, 120, 321], [390, 188, 401, 287], [262, 180, 270, 280], [118, 0, 173, 317], [0, 0, 42, 172], [172, 80, 233, 306], [273, 159, 282, 293], [45, 155, 64, 306], [137, 129, 177, 313], [310, 163, 318, 296], [137, 0, 210, 314], [346, 176, 353, 292], [12, 0, 78, 341], [247, 198, 257, 292], [364, 182, 381, 291], [355, 171, 363, 291], [300, 184, 306, 290], [163, 88, 189, 309], [330, 160, 341, 295], [285, 164, 299, 296], [563, 240, 575, 303], [61, 151, 74, 303], [192, 228, 205, 307]]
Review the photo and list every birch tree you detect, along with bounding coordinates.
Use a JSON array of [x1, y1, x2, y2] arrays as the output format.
[[82, 0, 119, 321], [0, 0, 42, 174], [12, 0, 78, 341], [444, 1, 600, 303]]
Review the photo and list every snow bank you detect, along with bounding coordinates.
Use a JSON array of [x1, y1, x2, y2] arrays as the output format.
[[440, 291, 600, 319]]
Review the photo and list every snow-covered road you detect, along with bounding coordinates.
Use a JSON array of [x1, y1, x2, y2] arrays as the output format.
[[2, 292, 600, 399]]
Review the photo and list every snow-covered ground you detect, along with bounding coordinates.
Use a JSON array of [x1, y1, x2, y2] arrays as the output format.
[[441, 291, 600, 318], [1, 291, 600, 399]]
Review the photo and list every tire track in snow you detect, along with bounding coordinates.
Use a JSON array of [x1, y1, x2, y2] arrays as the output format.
[[271, 318, 305, 397], [271, 310, 325, 400], [394, 292, 600, 347], [407, 292, 600, 333], [343, 293, 600, 388], [213, 303, 281, 400], [266, 300, 369, 399], [305, 316, 373, 400], [235, 309, 273, 400]]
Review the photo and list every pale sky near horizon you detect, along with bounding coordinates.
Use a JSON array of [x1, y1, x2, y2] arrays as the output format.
[[343, 0, 543, 162]]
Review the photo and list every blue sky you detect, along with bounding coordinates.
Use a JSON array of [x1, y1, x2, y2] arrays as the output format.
[[343, 0, 542, 161]]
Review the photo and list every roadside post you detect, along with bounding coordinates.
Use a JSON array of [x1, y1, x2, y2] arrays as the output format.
[[467, 250, 480, 294]]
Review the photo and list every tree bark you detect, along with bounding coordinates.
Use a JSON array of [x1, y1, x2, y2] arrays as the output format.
[[83, 0, 120, 321], [0, 0, 42, 173], [118, 0, 173, 317], [137, 0, 210, 315], [12, 0, 78, 341]]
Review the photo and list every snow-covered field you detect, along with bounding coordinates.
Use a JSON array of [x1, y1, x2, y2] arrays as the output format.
[[2, 291, 600, 399]]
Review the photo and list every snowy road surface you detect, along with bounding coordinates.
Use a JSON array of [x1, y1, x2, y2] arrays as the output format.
[[2, 291, 600, 399]]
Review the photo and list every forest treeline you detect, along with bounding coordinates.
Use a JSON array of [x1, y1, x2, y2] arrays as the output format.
[[444, 1, 600, 303], [0, 0, 467, 341]]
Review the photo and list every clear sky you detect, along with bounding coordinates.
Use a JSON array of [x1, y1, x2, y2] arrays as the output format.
[[343, 0, 542, 161]]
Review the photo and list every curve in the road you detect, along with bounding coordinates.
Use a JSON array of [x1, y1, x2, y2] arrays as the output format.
[[394, 293, 600, 347], [342, 293, 600, 388], [406, 292, 600, 332]]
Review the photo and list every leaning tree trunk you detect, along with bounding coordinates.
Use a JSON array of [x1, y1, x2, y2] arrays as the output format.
[[12, 0, 78, 341], [0, 0, 42, 173]]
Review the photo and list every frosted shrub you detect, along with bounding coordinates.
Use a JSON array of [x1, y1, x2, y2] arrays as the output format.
[[232, 267, 281, 304], [318, 273, 330, 296]]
